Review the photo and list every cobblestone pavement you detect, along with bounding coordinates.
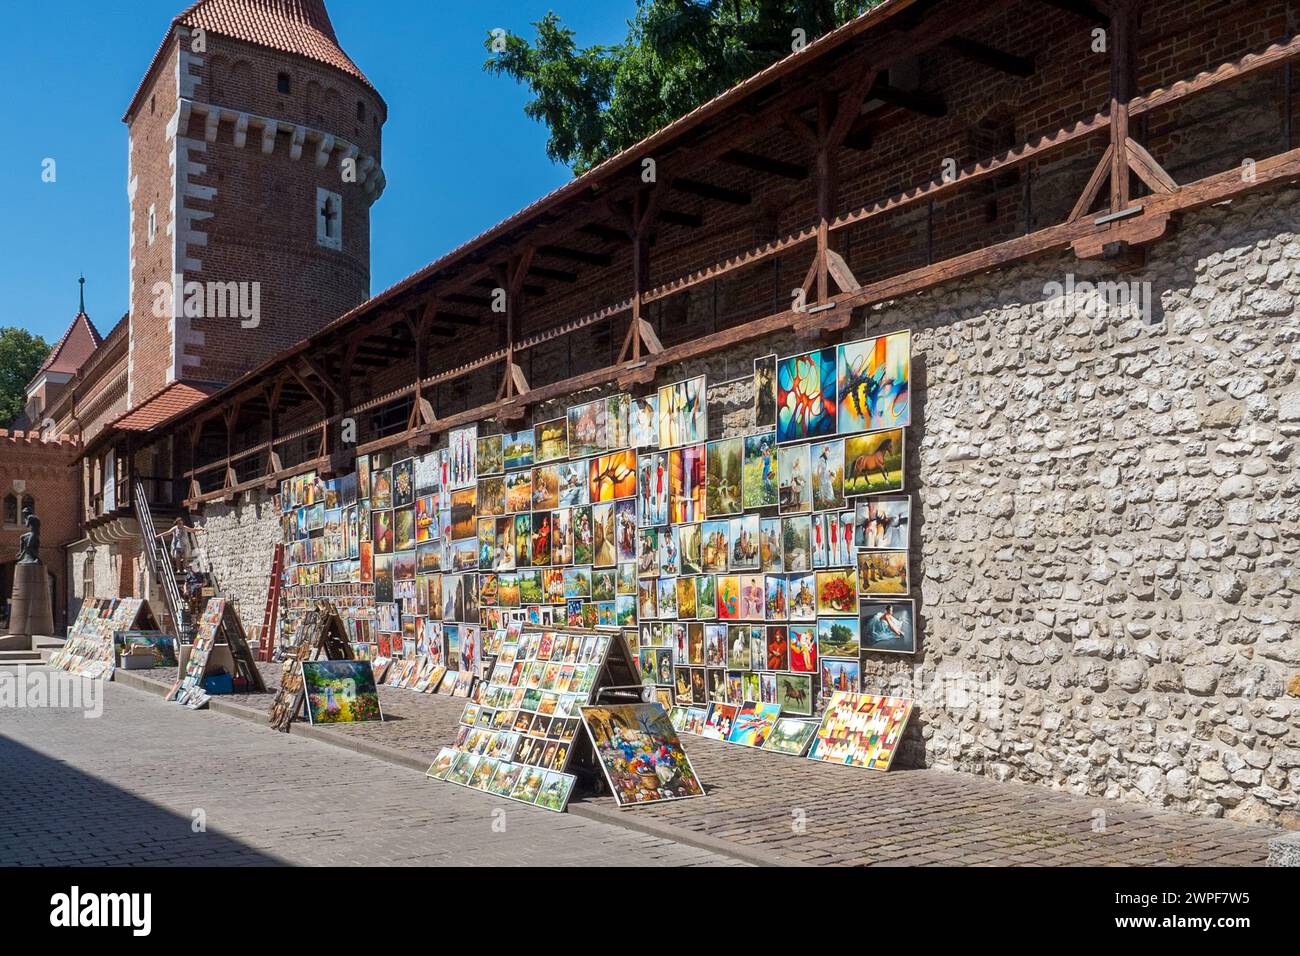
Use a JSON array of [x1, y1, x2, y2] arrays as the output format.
[[107, 663, 1279, 866], [0, 669, 738, 867]]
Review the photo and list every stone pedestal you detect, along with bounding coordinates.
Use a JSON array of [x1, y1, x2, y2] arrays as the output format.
[[5, 562, 54, 638]]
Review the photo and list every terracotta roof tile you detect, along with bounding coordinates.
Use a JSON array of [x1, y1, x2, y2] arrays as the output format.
[[31, 311, 102, 382], [125, 0, 378, 121], [110, 382, 220, 432]]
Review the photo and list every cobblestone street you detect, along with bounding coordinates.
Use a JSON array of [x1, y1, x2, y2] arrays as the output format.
[[3, 664, 1280, 867], [0, 668, 737, 867]]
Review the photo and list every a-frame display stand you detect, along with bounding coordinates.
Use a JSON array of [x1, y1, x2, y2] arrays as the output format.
[[51, 598, 163, 679], [218, 602, 267, 692], [268, 601, 355, 732]]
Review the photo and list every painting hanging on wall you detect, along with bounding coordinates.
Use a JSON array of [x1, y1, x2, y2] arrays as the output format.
[[301, 661, 383, 725], [807, 691, 913, 770], [860, 598, 916, 655], [503, 429, 535, 470], [858, 550, 909, 595], [534, 418, 568, 463], [668, 445, 706, 524], [658, 376, 708, 448], [837, 330, 911, 434], [776, 348, 837, 444], [477, 435, 504, 476], [843, 429, 904, 497], [753, 354, 777, 429], [579, 703, 705, 807], [705, 437, 743, 517], [854, 497, 910, 550], [742, 431, 778, 509], [630, 394, 659, 448], [449, 426, 477, 490]]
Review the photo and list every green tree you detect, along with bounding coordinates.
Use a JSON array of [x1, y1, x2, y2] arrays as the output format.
[[486, 1, 879, 174], [0, 327, 50, 428]]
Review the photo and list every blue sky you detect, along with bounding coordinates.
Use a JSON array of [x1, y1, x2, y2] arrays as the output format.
[[0, 0, 633, 344]]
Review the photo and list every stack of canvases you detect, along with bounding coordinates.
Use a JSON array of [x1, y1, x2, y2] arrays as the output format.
[[426, 622, 623, 812], [273, 329, 913, 734]]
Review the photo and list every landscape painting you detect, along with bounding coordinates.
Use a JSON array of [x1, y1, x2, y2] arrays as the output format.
[[302, 661, 383, 725]]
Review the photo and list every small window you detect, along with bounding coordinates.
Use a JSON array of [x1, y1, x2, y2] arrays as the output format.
[[150, 94, 156, 115], [20, 495, 35, 519], [316, 187, 342, 250], [147, 204, 157, 244], [277, 72, 291, 94], [356, 100, 365, 121], [2, 494, 16, 527]]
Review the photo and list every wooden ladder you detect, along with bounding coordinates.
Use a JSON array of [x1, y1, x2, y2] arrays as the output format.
[[257, 543, 284, 661]]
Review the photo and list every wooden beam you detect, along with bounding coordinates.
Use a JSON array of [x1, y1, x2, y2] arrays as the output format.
[[1125, 138, 1178, 194], [869, 80, 946, 118]]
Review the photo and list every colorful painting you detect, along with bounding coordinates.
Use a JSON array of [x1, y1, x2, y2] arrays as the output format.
[[819, 656, 860, 696], [782, 517, 813, 574], [638, 451, 669, 527], [630, 394, 659, 448], [843, 429, 904, 497], [860, 598, 916, 655], [702, 702, 739, 740], [726, 700, 781, 748], [589, 449, 637, 501], [392, 459, 415, 508], [810, 438, 845, 512], [742, 431, 778, 509], [567, 399, 608, 459], [658, 376, 708, 448], [668, 444, 706, 524], [301, 661, 383, 725], [837, 330, 911, 434], [534, 418, 568, 463], [580, 703, 705, 807], [807, 691, 913, 770], [476, 435, 504, 476], [503, 430, 535, 470], [448, 426, 477, 490], [858, 550, 909, 595], [705, 437, 743, 518], [777, 347, 837, 443], [816, 568, 859, 615], [753, 354, 777, 429], [778, 442, 810, 513], [774, 673, 813, 716], [789, 623, 817, 673], [762, 717, 817, 756], [854, 497, 910, 550]]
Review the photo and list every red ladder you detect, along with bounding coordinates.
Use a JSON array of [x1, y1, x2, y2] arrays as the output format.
[[257, 543, 284, 661]]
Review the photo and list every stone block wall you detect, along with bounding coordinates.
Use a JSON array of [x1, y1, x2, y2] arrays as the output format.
[[862, 184, 1300, 827], [196, 490, 283, 638]]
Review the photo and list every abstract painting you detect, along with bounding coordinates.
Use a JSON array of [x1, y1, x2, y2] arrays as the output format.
[[837, 330, 911, 434], [807, 691, 914, 770], [854, 497, 911, 550], [777, 348, 837, 444], [726, 700, 781, 748], [658, 376, 708, 448]]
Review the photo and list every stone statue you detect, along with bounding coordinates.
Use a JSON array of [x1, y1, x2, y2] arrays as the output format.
[[17, 510, 41, 565]]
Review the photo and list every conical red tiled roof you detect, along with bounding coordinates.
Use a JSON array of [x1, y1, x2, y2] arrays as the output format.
[[125, 0, 380, 121]]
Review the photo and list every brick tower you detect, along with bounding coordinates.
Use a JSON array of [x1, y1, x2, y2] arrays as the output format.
[[122, 0, 386, 407]]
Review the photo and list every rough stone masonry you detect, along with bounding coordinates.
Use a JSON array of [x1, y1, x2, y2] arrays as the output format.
[[195, 184, 1300, 828], [866, 184, 1300, 828]]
